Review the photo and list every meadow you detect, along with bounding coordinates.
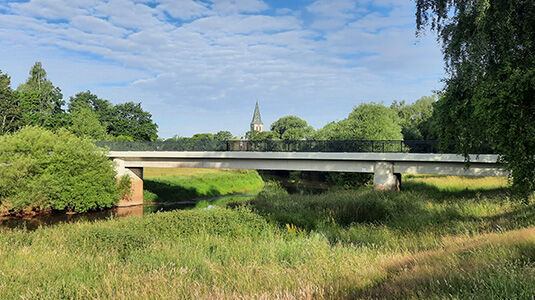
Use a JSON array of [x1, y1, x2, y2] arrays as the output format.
[[1, 174, 534, 299]]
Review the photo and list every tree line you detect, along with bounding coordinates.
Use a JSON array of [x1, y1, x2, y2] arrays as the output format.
[[180, 96, 437, 143], [0, 62, 158, 141]]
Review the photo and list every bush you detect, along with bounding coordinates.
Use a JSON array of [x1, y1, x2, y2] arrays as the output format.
[[0, 126, 120, 213]]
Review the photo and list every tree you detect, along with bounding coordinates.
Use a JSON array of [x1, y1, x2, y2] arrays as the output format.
[[246, 130, 259, 140], [282, 127, 312, 140], [165, 134, 182, 142], [343, 103, 402, 140], [68, 91, 115, 131], [69, 107, 107, 140], [16, 62, 67, 130], [391, 96, 437, 140], [108, 102, 158, 141], [68, 90, 98, 112], [312, 103, 402, 188], [0, 70, 20, 135], [270, 115, 314, 140], [317, 103, 402, 140], [214, 131, 233, 141], [251, 131, 278, 140], [68, 91, 114, 117], [0, 126, 120, 212], [312, 121, 342, 140], [416, 0, 535, 197], [190, 133, 214, 140]]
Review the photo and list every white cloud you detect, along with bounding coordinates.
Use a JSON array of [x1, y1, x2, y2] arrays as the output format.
[[158, 0, 211, 20], [71, 15, 129, 36], [9, 0, 95, 20], [275, 8, 293, 15], [0, 0, 444, 137], [307, 0, 363, 30], [183, 14, 301, 35], [94, 0, 164, 30], [211, 0, 268, 15], [307, 0, 356, 17]]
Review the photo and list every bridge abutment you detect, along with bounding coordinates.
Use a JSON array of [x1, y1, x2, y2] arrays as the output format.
[[114, 159, 144, 207], [373, 161, 401, 191]]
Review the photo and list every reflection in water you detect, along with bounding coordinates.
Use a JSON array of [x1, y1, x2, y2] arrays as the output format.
[[0, 195, 240, 231], [1, 174, 330, 231], [114, 205, 144, 217], [0, 206, 142, 231]]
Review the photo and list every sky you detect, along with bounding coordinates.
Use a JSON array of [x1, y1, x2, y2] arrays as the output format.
[[0, 0, 445, 138]]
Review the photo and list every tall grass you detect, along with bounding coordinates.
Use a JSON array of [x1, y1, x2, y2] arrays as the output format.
[[0, 208, 377, 298], [1, 174, 534, 298]]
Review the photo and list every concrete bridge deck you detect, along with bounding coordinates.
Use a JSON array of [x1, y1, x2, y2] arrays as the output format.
[[108, 151, 506, 207]]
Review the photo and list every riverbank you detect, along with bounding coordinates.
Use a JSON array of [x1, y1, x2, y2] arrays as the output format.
[[1, 175, 534, 298], [0, 168, 263, 230], [143, 168, 264, 203]]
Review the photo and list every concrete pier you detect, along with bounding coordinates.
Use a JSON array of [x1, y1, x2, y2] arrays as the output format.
[[373, 161, 401, 191], [114, 159, 144, 206]]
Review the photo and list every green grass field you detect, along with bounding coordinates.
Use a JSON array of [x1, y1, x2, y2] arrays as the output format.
[[143, 168, 264, 203], [1, 174, 534, 299]]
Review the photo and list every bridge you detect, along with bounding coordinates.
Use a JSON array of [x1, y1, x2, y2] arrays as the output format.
[[102, 140, 506, 207]]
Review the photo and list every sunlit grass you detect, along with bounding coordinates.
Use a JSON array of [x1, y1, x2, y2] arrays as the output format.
[[1, 174, 534, 298], [144, 167, 229, 178], [143, 168, 264, 203], [404, 174, 509, 192]]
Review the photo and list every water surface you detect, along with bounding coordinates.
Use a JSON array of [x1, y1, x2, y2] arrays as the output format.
[[0, 194, 252, 231]]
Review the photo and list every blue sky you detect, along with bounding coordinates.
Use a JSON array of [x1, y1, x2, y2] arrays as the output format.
[[0, 0, 444, 137]]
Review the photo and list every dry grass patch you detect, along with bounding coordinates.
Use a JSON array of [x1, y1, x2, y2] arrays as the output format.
[[357, 227, 535, 299], [405, 175, 509, 192]]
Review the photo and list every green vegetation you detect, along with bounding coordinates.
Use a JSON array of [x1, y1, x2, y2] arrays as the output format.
[[0, 64, 158, 141], [391, 95, 437, 140], [69, 107, 107, 140], [416, 0, 535, 197], [1, 175, 534, 298], [165, 131, 235, 142], [0, 127, 120, 213], [247, 115, 314, 140], [143, 168, 264, 203], [270, 115, 314, 140], [0, 70, 19, 135], [314, 102, 403, 140]]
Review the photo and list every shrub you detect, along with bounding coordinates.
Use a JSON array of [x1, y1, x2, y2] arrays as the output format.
[[0, 126, 120, 213]]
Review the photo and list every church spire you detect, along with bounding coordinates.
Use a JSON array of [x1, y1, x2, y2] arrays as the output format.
[[250, 101, 264, 132]]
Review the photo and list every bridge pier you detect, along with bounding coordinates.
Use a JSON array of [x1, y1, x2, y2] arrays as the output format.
[[114, 159, 144, 207], [373, 161, 401, 191]]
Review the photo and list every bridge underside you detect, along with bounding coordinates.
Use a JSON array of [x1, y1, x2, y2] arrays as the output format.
[[117, 157, 504, 177], [110, 151, 507, 207]]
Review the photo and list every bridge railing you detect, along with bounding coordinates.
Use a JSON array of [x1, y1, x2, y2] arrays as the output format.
[[95, 140, 457, 153]]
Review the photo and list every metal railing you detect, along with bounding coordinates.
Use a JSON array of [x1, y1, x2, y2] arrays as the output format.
[[95, 140, 457, 153]]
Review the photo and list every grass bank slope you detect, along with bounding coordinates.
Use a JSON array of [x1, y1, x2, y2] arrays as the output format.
[[0, 208, 376, 299], [143, 168, 264, 203], [1, 175, 535, 299]]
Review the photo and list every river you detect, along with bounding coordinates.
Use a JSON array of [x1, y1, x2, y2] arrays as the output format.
[[0, 194, 253, 231], [0, 172, 332, 231]]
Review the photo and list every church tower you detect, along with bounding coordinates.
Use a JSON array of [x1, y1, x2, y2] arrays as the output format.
[[250, 101, 264, 132]]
